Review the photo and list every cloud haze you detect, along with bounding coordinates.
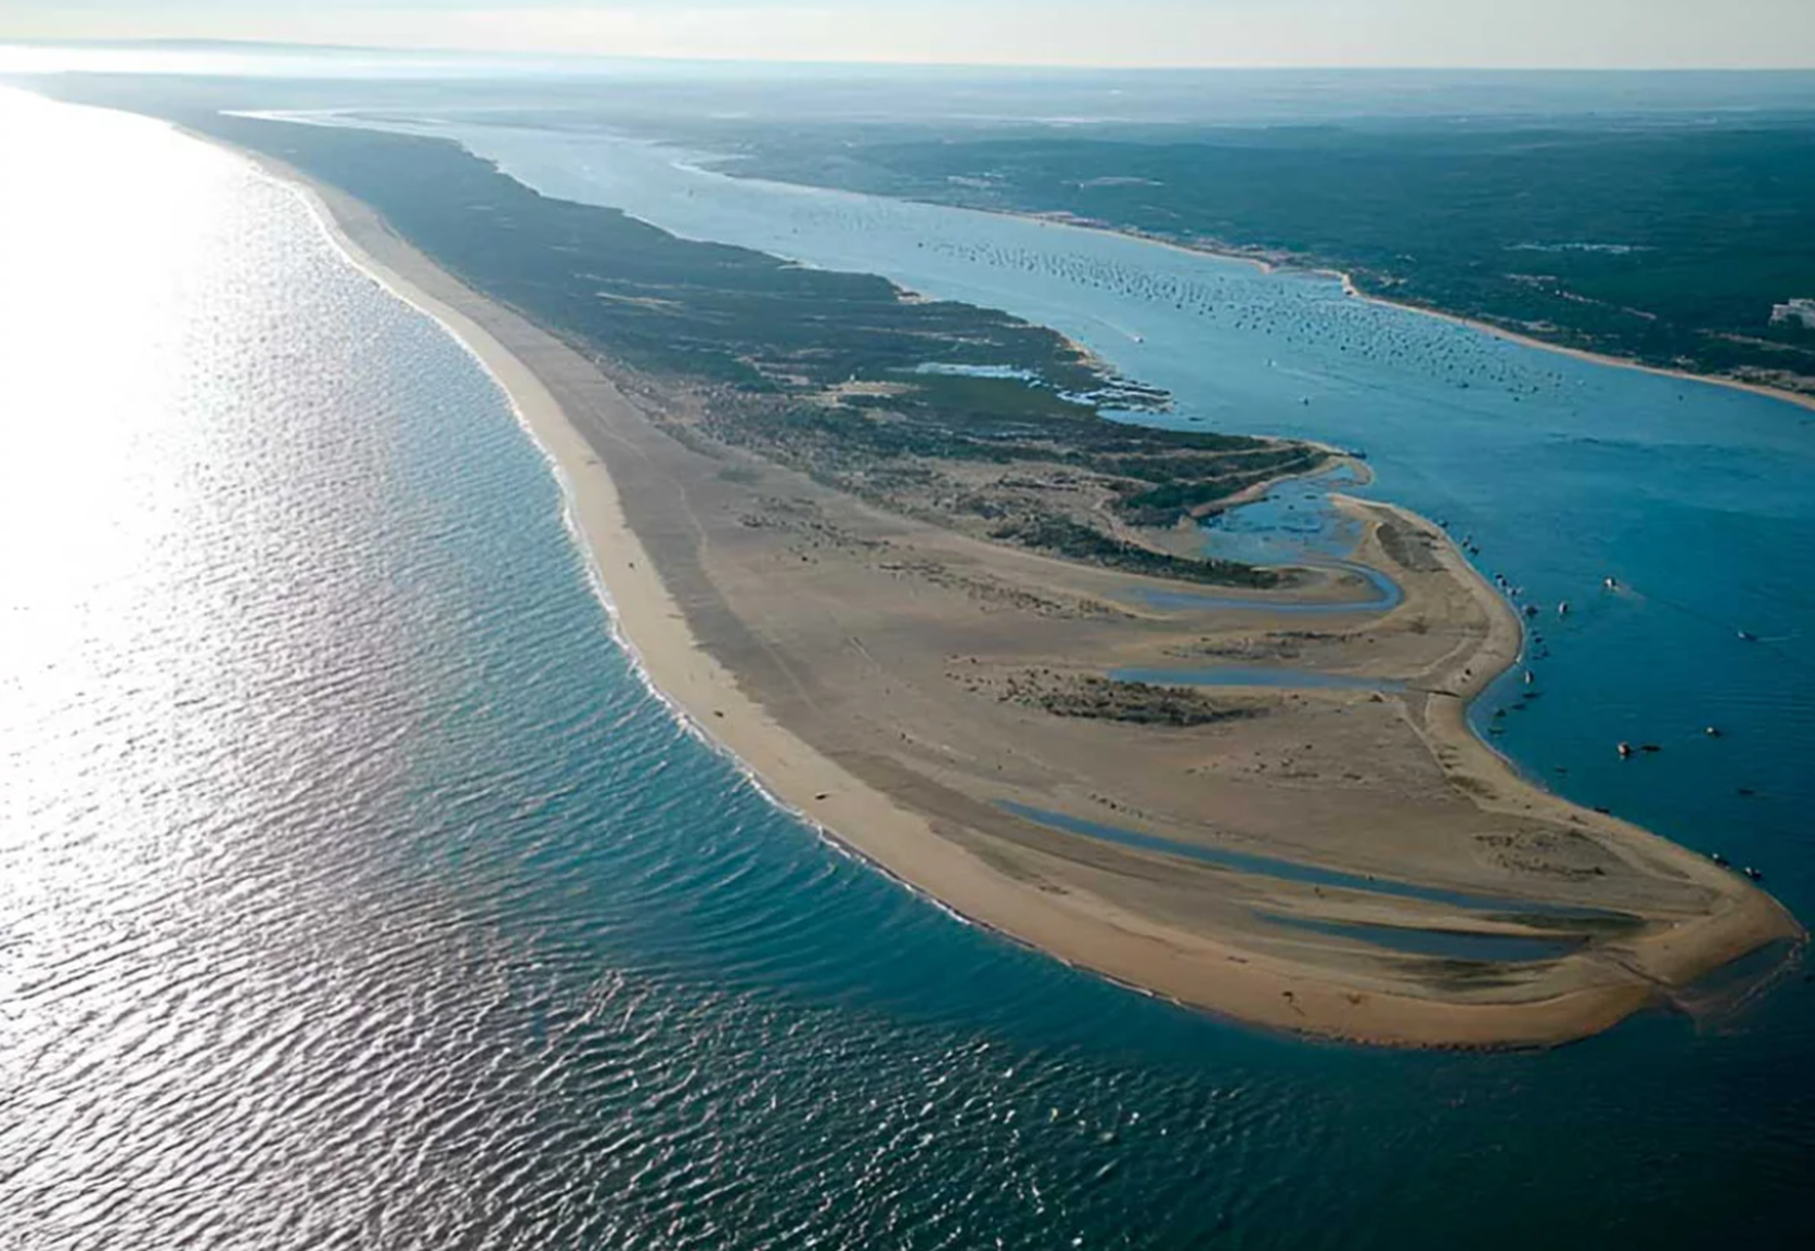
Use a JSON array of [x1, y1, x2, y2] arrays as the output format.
[[6, 0, 1814, 68]]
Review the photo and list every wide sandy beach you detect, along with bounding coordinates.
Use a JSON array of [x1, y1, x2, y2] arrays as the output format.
[[231, 136, 1802, 1048]]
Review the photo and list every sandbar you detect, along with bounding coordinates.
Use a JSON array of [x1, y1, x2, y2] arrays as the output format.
[[228, 137, 1802, 1049]]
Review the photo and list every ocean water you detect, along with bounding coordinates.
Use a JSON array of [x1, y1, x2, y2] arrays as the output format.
[[4, 91, 1814, 1251]]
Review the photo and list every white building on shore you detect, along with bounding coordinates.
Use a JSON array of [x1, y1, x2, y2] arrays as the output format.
[[1771, 298, 1815, 329]]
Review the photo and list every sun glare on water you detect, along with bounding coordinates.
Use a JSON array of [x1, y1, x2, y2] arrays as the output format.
[[0, 87, 298, 1024]]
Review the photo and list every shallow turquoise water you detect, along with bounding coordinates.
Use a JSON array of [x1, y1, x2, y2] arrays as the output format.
[[5, 94, 1813, 1248]]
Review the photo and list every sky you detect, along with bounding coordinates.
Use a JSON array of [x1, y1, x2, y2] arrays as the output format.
[[3, 0, 1814, 69]]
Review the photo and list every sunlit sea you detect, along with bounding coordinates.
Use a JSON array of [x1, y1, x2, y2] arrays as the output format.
[[3, 91, 1813, 1250]]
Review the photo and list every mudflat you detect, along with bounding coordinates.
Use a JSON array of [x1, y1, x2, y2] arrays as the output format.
[[264, 152, 1800, 1049]]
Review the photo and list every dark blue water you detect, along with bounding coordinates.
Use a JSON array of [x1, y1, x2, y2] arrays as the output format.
[[6, 94, 1815, 1250]]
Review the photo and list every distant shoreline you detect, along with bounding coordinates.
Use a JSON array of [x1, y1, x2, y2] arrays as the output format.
[[932, 202, 1815, 417], [672, 147, 1815, 413], [200, 121, 1800, 1050]]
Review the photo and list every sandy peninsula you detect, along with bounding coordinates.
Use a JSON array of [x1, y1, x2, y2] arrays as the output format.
[[241, 144, 1801, 1049]]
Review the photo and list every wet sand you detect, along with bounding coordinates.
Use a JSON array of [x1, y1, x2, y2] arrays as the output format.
[[236, 141, 1802, 1049]]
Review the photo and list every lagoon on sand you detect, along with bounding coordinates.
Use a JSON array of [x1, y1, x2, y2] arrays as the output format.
[[3, 86, 1813, 1248]]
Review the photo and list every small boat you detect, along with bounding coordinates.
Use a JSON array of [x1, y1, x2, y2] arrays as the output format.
[[1744, 867, 1765, 882], [1522, 670, 1535, 685], [1737, 629, 1758, 642], [1704, 725, 1722, 738], [1617, 741, 1633, 759], [1523, 604, 1540, 617], [1709, 852, 1730, 866], [1558, 601, 1570, 617], [1603, 576, 1619, 590]]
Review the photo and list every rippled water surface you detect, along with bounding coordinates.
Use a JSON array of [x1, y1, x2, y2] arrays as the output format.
[[5, 92, 1814, 1249]]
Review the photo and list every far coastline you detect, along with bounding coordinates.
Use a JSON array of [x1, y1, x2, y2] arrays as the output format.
[[968, 204, 1815, 417]]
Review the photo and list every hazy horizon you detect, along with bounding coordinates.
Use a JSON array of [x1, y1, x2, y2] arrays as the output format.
[[5, 1, 1814, 71]]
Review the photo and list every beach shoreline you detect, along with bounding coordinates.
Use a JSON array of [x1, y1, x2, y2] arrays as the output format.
[[213, 127, 1800, 1050]]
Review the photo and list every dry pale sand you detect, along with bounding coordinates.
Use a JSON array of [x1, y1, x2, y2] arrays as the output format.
[[238, 142, 1802, 1049]]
